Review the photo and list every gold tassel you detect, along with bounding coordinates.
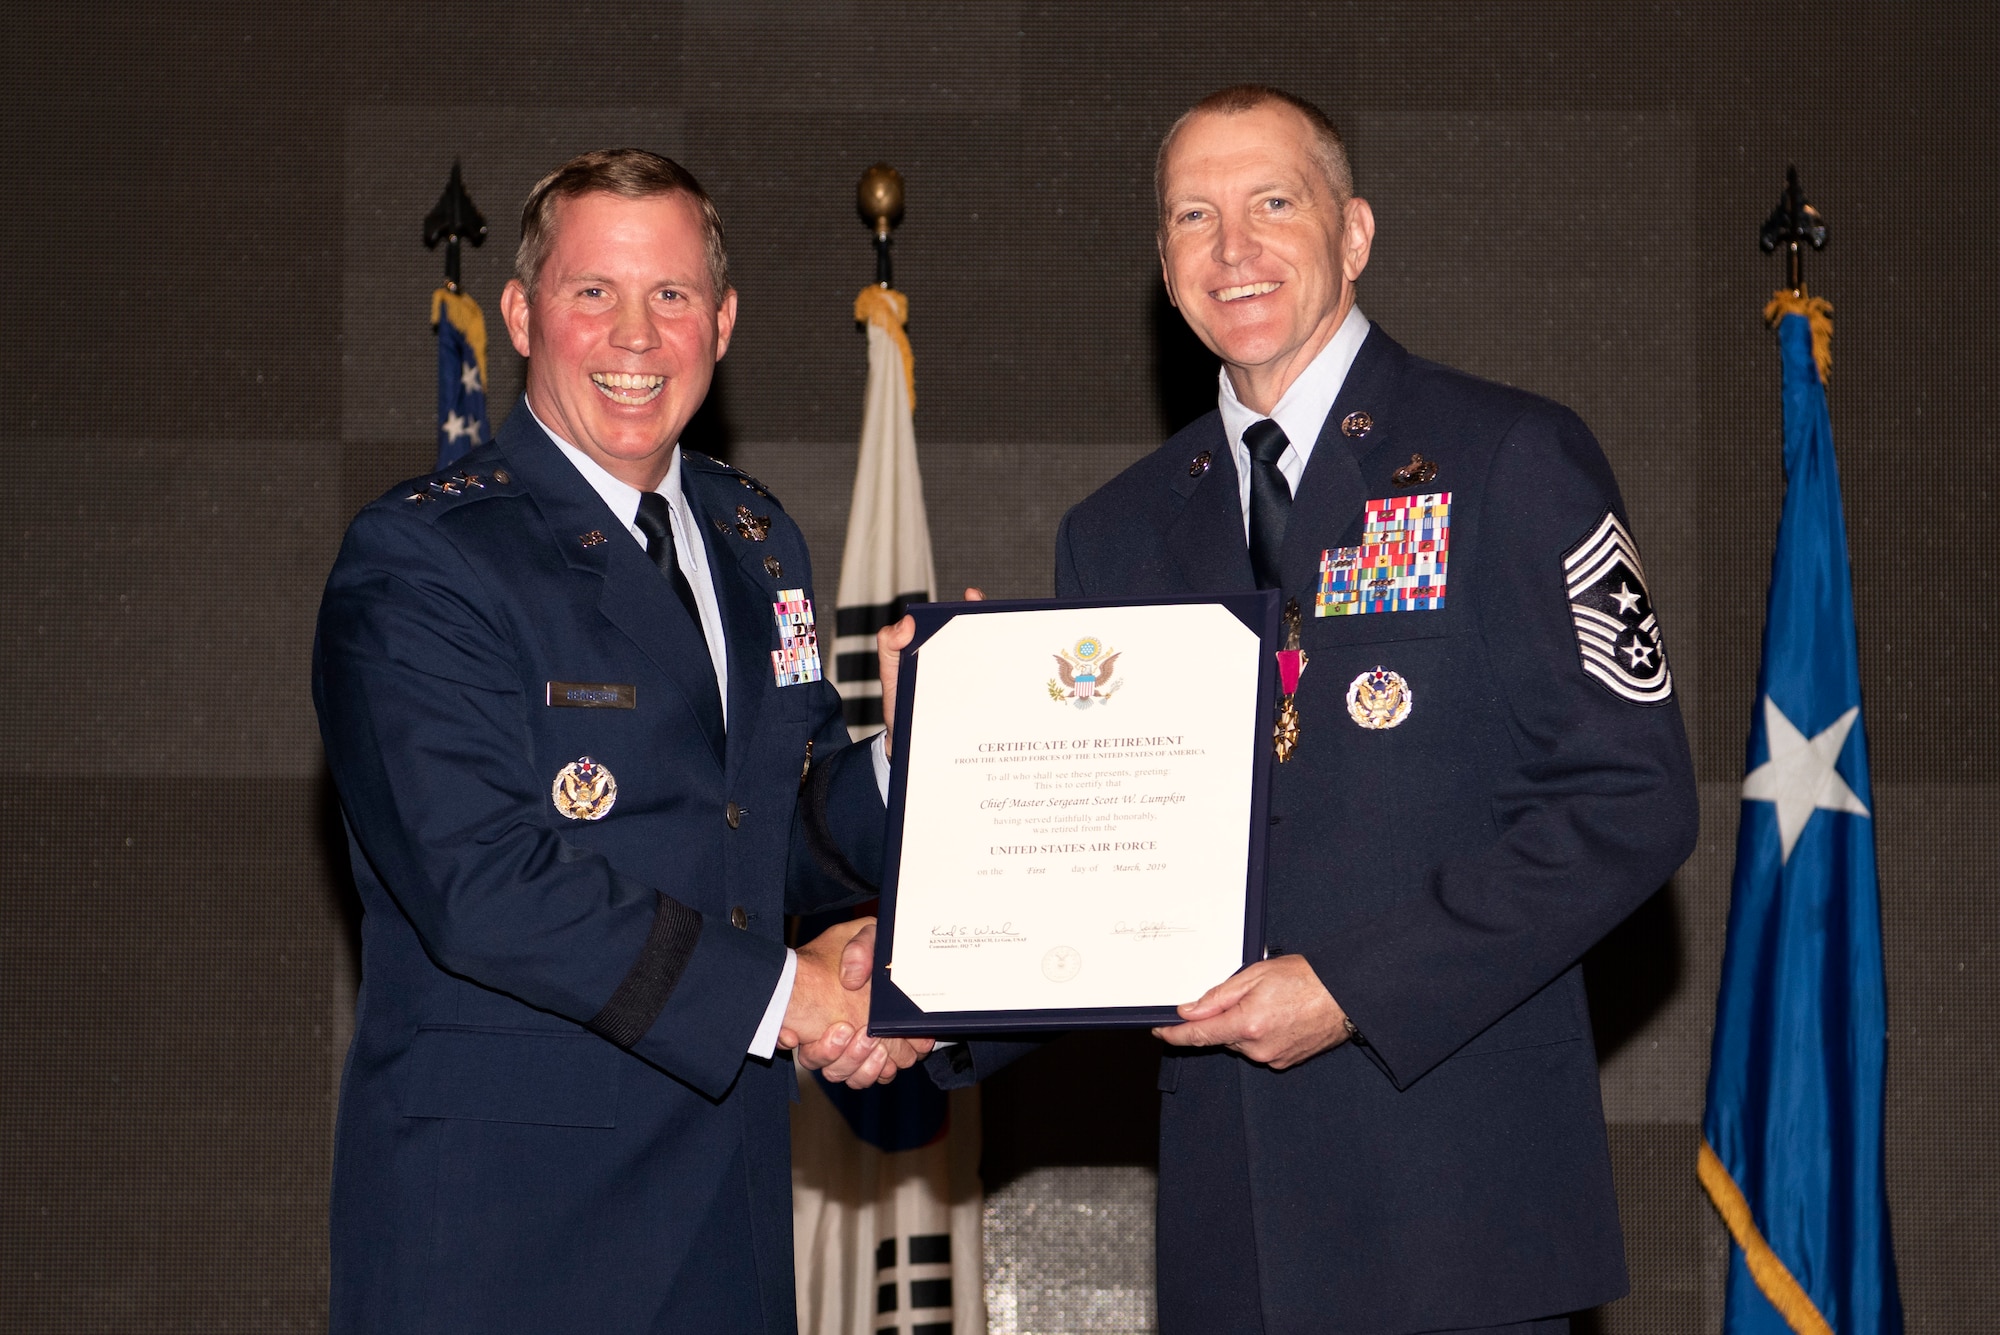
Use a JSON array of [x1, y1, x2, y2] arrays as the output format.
[[1697, 1140, 1836, 1335], [854, 285, 916, 410], [1763, 288, 1833, 387], [431, 287, 491, 398]]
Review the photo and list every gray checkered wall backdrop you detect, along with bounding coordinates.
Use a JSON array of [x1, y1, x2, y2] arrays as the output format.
[[2, 4, 1994, 1330]]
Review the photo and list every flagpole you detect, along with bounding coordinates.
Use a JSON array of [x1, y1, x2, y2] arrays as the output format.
[[424, 159, 487, 292], [1759, 165, 1826, 297], [426, 161, 493, 469]]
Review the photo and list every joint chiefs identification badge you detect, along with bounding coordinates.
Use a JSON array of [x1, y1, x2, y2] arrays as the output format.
[[552, 755, 617, 820], [1347, 666, 1413, 729], [1563, 511, 1673, 705]]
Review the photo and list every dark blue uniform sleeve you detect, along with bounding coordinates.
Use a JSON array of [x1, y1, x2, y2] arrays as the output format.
[[791, 724, 888, 904], [1307, 408, 1699, 1088], [314, 509, 785, 1099]]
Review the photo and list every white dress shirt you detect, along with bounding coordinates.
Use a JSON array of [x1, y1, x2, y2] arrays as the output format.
[[528, 401, 808, 1057], [1217, 304, 1371, 541]]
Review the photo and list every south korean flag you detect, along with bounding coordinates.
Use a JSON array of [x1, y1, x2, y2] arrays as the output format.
[[1563, 511, 1673, 704]]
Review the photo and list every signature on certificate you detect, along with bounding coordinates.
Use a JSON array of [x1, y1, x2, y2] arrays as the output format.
[[929, 922, 1028, 946], [1112, 920, 1194, 940]]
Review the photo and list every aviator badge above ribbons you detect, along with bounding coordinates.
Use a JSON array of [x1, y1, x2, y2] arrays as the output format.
[[1562, 511, 1673, 705]]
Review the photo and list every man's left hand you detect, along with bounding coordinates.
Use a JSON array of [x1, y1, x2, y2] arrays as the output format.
[[1153, 954, 1350, 1070]]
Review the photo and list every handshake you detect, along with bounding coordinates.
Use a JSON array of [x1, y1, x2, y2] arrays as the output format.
[[775, 917, 934, 1088]]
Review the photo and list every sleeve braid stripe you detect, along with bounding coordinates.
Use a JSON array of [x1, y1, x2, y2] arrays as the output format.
[[586, 895, 704, 1048]]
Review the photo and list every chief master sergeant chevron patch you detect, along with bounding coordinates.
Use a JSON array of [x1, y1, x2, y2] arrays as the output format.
[[1563, 511, 1673, 705]]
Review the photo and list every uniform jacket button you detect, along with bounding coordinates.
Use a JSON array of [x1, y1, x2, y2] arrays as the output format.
[[730, 906, 749, 930], [725, 801, 742, 828]]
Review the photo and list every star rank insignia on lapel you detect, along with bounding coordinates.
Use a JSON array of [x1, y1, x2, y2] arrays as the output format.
[[734, 506, 771, 541], [405, 470, 488, 503], [1563, 510, 1672, 705]]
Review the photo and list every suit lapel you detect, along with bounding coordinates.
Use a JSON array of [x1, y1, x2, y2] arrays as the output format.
[[1278, 325, 1408, 597], [680, 468, 779, 782], [1165, 414, 1256, 593], [495, 409, 727, 769]]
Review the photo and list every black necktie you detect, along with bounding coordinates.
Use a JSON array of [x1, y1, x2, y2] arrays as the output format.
[[633, 490, 725, 740], [1244, 418, 1292, 590]]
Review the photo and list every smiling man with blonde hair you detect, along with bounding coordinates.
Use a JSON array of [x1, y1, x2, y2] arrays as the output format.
[[315, 147, 923, 1335]]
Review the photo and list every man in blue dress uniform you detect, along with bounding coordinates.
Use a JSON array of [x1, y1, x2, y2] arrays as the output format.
[[314, 150, 922, 1334], [913, 87, 1700, 1333]]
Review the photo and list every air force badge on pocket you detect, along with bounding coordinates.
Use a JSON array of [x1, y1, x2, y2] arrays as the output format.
[[1564, 511, 1673, 704]]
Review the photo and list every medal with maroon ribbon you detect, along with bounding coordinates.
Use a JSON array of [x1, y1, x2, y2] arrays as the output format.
[[1275, 598, 1308, 762]]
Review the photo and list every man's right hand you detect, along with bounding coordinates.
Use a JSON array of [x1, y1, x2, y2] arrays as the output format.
[[785, 919, 933, 1087]]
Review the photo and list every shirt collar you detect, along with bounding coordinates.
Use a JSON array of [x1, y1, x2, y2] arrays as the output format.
[[522, 396, 682, 528], [1217, 304, 1370, 457]]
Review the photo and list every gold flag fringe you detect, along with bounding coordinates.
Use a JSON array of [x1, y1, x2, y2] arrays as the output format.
[[1697, 1139, 1836, 1335], [1764, 288, 1833, 387], [430, 287, 491, 400], [853, 285, 915, 410]]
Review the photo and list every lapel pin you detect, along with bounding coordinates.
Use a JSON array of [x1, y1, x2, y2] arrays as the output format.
[[1341, 410, 1374, 438], [578, 530, 607, 548], [764, 556, 784, 578], [492, 469, 510, 484], [1189, 451, 1213, 477], [1391, 453, 1438, 486]]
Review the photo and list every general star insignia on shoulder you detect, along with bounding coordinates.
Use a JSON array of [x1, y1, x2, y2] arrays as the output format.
[[1347, 667, 1412, 729], [552, 756, 617, 820]]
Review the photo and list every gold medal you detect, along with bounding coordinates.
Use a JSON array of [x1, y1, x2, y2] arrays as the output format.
[[1274, 598, 1308, 762]]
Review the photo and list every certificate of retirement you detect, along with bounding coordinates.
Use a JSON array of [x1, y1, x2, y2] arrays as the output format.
[[869, 595, 1278, 1034]]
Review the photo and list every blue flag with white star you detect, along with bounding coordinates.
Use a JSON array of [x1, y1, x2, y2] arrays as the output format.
[[1699, 295, 1901, 1335], [433, 286, 491, 468]]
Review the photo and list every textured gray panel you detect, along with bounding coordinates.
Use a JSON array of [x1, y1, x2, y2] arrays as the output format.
[[1584, 1124, 1728, 1335], [1875, 784, 2000, 1329], [984, 1166, 1156, 1335], [0, 777, 350, 1332], [0, 438, 345, 778]]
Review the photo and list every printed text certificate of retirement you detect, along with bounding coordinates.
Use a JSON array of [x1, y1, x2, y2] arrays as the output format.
[[888, 603, 1261, 1015]]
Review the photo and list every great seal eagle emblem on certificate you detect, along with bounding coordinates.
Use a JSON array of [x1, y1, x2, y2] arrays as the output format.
[[1048, 636, 1123, 707], [552, 755, 617, 820], [1346, 667, 1413, 730]]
